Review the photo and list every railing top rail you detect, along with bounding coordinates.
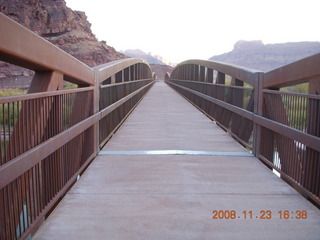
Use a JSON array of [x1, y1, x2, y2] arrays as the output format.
[[172, 59, 262, 86], [263, 88, 320, 99], [0, 86, 95, 104], [175, 59, 260, 74], [169, 78, 254, 90], [263, 52, 320, 89], [0, 13, 94, 86], [100, 78, 154, 88], [94, 58, 151, 83]]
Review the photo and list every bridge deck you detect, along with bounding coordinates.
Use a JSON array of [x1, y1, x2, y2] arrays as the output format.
[[33, 82, 320, 240]]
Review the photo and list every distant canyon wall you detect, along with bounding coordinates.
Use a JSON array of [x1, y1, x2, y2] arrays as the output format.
[[209, 40, 320, 71]]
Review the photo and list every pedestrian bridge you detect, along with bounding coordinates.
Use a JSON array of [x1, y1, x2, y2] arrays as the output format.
[[0, 13, 320, 240]]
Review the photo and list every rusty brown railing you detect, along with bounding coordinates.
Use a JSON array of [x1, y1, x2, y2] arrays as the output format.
[[0, 13, 154, 240], [165, 55, 320, 207]]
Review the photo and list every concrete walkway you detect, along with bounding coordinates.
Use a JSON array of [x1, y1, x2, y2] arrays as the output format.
[[33, 81, 320, 240]]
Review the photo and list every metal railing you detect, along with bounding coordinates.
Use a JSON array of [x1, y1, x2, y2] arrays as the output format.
[[0, 13, 154, 240], [165, 55, 320, 207]]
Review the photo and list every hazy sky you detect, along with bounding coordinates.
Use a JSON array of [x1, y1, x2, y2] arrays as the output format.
[[66, 0, 319, 64]]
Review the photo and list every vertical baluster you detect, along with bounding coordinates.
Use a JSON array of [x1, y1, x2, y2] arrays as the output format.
[[0, 103, 3, 165], [5, 186, 13, 239], [2, 103, 7, 162], [0, 188, 7, 239]]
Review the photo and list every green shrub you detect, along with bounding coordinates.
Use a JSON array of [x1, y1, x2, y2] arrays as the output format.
[[0, 89, 25, 128], [0, 88, 26, 97]]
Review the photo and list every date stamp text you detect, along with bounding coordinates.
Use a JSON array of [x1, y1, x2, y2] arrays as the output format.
[[212, 210, 308, 220]]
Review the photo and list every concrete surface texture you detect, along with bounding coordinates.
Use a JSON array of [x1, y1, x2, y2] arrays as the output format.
[[33, 81, 320, 240]]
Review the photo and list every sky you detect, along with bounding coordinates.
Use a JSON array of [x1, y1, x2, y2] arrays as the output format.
[[66, 0, 320, 64]]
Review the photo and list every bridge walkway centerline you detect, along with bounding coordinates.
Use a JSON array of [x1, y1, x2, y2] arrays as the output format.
[[33, 81, 320, 240]]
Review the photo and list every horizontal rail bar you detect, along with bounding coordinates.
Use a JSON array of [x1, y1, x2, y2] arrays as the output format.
[[170, 79, 254, 90], [0, 87, 94, 104], [253, 115, 320, 152], [100, 78, 154, 88], [0, 113, 100, 189], [263, 89, 320, 99], [0, 13, 94, 86], [264, 53, 320, 88]]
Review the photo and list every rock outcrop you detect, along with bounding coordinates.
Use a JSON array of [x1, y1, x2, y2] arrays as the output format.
[[150, 64, 174, 80], [122, 49, 175, 67], [209, 40, 320, 71], [0, 0, 126, 88]]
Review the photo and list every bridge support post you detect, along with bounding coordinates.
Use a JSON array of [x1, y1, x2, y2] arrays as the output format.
[[252, 72, 263, 157], [214, 72, 225, 124], [130, 65, 135, 81], [28, 71, 64, 93], [93, 71, 100, 154], [111, 75, 116, 84], [122, 70, 125, 82], [200, 66, 205, 82], [230, 78, 244, 135], [207, 68, 213, 83], [191, 64, 195, 80], [195, 65, 199, 81]]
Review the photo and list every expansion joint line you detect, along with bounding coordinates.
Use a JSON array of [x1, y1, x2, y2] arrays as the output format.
[[98, 150, 253, 157]]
